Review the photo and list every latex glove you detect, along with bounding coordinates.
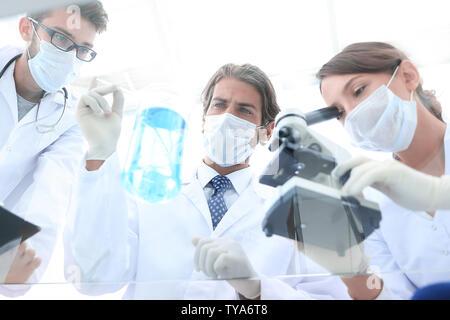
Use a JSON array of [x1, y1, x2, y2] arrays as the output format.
[[76, 84, 124, 160], [333, 156, 450, 212], [192, 237, 260, 299]]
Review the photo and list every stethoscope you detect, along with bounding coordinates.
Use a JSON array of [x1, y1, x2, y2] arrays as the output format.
[[0, 53, 67, 133]]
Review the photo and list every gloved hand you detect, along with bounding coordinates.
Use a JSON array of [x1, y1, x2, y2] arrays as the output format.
[[76, 84, 124, 160], [192, 237, 260, 299], [333, 156, 450, 211]]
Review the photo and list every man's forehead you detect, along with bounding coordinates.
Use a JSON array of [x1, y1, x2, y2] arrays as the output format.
[[213, 79, 261, 99], [39, 8, 97, 45], [40, 8, 73, 24]]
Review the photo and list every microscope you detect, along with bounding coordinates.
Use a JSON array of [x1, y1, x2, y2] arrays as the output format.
[[260, 107, 382, 275]]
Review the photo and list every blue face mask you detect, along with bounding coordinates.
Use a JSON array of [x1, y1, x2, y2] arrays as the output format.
[[344, 66, 418, 153], [27, 26, 83, 92]]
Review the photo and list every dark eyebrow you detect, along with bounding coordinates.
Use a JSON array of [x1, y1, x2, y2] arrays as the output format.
[[237, 102, 256, 110], [52, 26, 94, 48], [325, 75, 364, 109], [212, 97, 256, 110], [52, 26, 74, 38], [343, 75, 364, 94]]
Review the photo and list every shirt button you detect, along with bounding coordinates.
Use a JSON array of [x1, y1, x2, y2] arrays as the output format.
[[443, 250, 449, 256], [5, 146, 11, 152], [432, 224, 437, 231]]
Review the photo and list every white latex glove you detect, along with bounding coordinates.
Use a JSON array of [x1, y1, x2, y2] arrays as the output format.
[[333, 156, 450, 212], [192, 237, 260, 299], [76, 84, 124, 160]]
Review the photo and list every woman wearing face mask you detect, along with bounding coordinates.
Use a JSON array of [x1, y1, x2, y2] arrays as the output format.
[[316, 42, 449, 299]]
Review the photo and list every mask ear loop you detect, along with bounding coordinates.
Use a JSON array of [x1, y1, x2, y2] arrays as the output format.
[[386, 65, 400, 88], [27, 19, 41, 60], [388, 63, 400, 160], [391, 64, 416, 161], [256, 122, 271, 146], [387, 62, 415, 101]]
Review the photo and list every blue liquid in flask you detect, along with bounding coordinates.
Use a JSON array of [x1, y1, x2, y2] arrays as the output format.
[[122, 107, 186, 202]]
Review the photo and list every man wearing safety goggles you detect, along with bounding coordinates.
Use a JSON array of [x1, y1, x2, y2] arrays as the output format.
[[0, 2, 111, 296]]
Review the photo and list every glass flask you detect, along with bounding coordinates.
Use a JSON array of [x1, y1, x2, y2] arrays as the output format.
[[121, 90, 186, 203]]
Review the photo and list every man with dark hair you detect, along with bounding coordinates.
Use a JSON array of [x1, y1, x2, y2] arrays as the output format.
[[65, 63, 349, 299], [29, 2, 108, 34], [0, 1, 116, 296]]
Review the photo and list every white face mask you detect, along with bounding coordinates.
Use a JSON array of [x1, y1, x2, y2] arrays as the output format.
[[203, 113, 258, 167], [28, 24, 83, 93], [344, 66, 418, 152]]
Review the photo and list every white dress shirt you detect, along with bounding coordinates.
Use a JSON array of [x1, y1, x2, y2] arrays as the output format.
[[197, 160, 252, 211]]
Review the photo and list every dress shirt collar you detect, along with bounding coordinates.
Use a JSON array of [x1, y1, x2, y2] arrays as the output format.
[[197, 160, 253, 195]]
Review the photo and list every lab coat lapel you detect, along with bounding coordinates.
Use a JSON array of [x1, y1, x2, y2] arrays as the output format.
[[0, 62, 18, 124], [212, 183, 256, 237], [181, 179, 214, 230]]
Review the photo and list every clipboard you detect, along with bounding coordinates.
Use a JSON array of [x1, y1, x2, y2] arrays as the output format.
[[0, 205, 41, 255]]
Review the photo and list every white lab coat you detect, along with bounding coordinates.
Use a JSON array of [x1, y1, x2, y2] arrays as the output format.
[[65, 153, 350, 300], [364, 125, 450, 299], [0, 46, 85, 296]]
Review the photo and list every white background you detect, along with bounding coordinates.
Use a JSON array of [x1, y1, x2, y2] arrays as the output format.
[[1, 0, 450, 299]]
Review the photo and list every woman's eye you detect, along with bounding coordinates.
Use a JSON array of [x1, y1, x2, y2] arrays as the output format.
[[214, 103, 225, 108], [354, 86, 366, 97]]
